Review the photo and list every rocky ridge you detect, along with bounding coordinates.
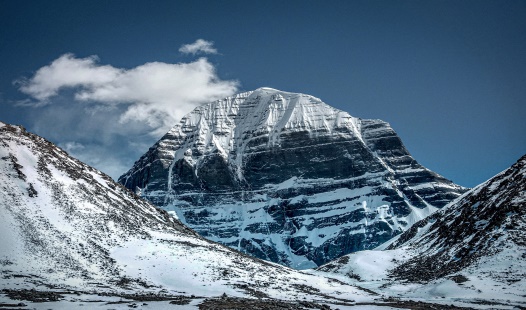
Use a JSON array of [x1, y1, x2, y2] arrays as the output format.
[[388, 154, 526, 282], [316, 154, 526, 307]]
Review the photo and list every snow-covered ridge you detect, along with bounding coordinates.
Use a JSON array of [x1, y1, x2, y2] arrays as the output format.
[[388, 154, 526, 277], [119, 88, 467, 269]]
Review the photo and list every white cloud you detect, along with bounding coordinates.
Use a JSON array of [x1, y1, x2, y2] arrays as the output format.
[[18, 53, 238, 136], [179, 39, 218, 55], [18, 52, 239, 179], [18, 54, 121, 102]]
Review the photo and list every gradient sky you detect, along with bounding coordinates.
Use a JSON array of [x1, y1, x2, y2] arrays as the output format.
[[1, 0, 525, 187]]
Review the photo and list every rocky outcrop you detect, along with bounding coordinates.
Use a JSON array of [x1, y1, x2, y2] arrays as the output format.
[[119, 88, 467, 269]]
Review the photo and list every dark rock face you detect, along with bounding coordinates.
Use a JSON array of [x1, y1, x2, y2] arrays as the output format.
[[119, 88, 467, 269]]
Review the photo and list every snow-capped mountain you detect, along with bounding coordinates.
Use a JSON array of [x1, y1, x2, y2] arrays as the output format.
[[0, 121, 378, 305], [317, 154, 526, 307], [119, 87, 467, 269]]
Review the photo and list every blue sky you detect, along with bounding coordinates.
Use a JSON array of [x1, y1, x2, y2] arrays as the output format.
[[1, 0, 525, 187]]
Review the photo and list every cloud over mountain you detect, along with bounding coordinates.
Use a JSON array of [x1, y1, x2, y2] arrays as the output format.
[[16, 52, 238, 179], [18, 53, 237, 132]]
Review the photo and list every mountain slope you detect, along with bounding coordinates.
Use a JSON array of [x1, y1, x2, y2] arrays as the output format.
[[0, 121, 377, 305], [317, 154, 526, 306], [119, 87, 467, 268], [388, 154, 526, 282]]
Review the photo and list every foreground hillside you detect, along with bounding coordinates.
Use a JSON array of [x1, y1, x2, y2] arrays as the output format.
[[119, 87, 466, 269], [317, 154, 526, 309]]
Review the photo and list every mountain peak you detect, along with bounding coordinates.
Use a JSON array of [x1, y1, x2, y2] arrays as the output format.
[[249, 87, 323, 102], [119, 89, 467, 269], [254, 86, 280, 92]]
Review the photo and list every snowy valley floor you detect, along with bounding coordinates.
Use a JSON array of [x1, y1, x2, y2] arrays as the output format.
[[1, 280, 525, 310], [0, 291, 494, 310]]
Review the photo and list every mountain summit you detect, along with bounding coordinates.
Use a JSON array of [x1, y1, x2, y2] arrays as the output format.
[[119, 88, 467, 268]]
